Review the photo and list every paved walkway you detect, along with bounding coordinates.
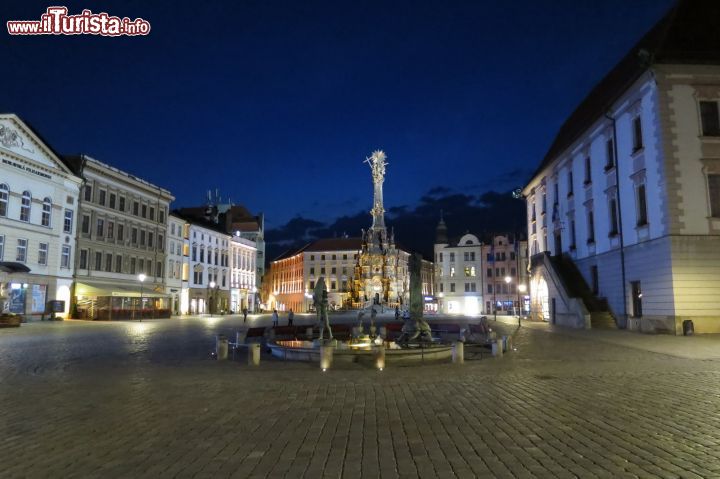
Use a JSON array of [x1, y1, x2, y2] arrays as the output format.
[[2, 315, 720, 478]]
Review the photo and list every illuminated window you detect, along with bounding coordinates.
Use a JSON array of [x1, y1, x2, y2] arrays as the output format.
[[450, 267, 455, 277]]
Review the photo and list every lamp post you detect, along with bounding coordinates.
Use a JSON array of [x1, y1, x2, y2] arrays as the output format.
[[518, 283, 527, 327], [138, 273, 146, 322], [208, 280, 216, 317]]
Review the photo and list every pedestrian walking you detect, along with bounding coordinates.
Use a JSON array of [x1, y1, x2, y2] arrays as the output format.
[[288, 309, 294, 326], [242, 307, 248, 324], [272, 309, 279, 327], [394, 306, 400, 321]]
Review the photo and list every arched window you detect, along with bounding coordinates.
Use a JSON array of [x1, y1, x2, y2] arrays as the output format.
[[20, 191, 31, 222], [0, 184, 8, 217], [41, 197, 52, 227]]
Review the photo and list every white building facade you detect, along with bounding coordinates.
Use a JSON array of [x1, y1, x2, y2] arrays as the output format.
[[434, 230, 484, 316], [230, 234, 257, 313], [523, 1, 720, 333], [0, 114, 82, 319], [166, 214, 188, 315], [183, 220, 231, 315]]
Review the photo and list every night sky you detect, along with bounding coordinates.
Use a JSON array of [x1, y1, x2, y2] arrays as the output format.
[[2, 0, 673, 258]]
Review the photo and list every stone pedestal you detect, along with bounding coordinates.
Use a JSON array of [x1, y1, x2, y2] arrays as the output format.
[[216, 334, 228, 360], [373, 346, 385, 370], [320, 345, 334, 370], [452, 341, 464, 364], [248, 343, 261, 366]]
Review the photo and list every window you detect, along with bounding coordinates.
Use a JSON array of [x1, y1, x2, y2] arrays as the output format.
[[38, 243, 48, 265], [0, 184, 8, 216], [200, 246, 204, 263], [464, 283, 471, 292], [708, 174, 720, 218], [439, 283, 443, 292], [321, 267, 326, 274], [637, 184, 649, 225], [608, 198, 618, 236], [470, 252, 475, 261], [132, 228, 138, 244], [109, 193, 116, 209], [570, 218, 577, 249], [117, 224, 124, 241], [487, 284, 493, 293], [587, 210, 595, 243], [510, 252, 515, 261], [81, 215, 90, 234], [343, 254, 347, 260], [331, 281, 336, 290], [511, 267, 516, 276], [157, 262, 162, 278], [141, 204, 147, 218], [321, 255, 325, 260], [148, 232, 154, 248], [159, 209, 165, 224], [115, 255, 122, 273], [61, 245, 70, 268], [140, 230, 146, 246], [568, 170, 574, 196], [700, 101, 720, 137], [450, 283, 455, 293], [158, 234, 164, 251], [79, 249, 88, 269], [139, 259, 145, 274], [449, 253, 455, 262], [332, 254, 336, 260], [41, 198, 52, 226], [632, 116, 643, 151], [487, 268, 492, 277], [63, 209, 73, 233], [192, 245, 197, 261], [20, 191, 31, 222], [133, 201, 139, 216], [119, 196, 125, 211], [99, 190, 106, 206], [94, 252, 102, 270], [16, 239, 27, 262], [130, 258, 136, 274], [310, 267, 315, 275], [309, 281, 315, 290], [84, 185, 92, 202], [331, 267, 336, 274], [605, 139, 615, 170], [105, 253, 112, 272], [310, 255, 315, 261], [107, 221, 114, 239], [439, 253, 443, 262], [463, 252, 469, 261], [96, 218, 104, 237], [149, 207, 155, 221], [450, 267, 455, 277], [584, 157, 592, 184]]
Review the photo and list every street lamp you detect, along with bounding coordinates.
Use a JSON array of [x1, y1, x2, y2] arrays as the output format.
[[208, 280, 216, 317], [518, 283, 527, 327], [138, 273, 146, 322]]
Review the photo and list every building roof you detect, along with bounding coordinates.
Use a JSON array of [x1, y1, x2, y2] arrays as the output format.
[[529, 0, 720, 185], [64, 154, 174, 197], [272, 237, 363, 262], [171, 209, 230, 236]]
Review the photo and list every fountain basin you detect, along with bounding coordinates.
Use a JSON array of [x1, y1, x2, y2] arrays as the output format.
[[268, 340, 453, 364]]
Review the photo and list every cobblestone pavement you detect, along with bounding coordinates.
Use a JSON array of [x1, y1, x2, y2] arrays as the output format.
[[2, 316, 720, 478]]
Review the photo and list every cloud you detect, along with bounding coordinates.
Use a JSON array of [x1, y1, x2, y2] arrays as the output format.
[[265, 189, 526, 263], [425, 186, 453, 197]]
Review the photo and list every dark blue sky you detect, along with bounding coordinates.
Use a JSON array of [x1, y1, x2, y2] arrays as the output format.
[[3, 0, 673, 231]]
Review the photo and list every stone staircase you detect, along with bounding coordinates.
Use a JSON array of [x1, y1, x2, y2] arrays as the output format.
[[548, 254, 617, 330]]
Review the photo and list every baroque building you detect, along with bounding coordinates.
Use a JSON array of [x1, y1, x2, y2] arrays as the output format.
[[0, 114, 83, 319], [522, 0, 720, 333]]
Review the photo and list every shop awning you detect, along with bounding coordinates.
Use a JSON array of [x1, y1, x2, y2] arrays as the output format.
[[0, 262, 31, 273], [75, 282, 169, 298]]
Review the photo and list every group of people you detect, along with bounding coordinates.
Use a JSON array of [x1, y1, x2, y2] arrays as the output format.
[[271, 308, 294, 327]]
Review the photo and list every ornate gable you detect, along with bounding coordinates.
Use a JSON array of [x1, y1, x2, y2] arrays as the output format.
[[0, 113, 74, 176]]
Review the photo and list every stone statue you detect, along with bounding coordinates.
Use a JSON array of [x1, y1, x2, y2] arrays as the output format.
[[313, 277, 333, 341], [397, 253, 432, 345]]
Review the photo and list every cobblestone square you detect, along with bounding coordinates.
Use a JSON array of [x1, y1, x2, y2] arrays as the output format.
[[2, 315, 720, 478]]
